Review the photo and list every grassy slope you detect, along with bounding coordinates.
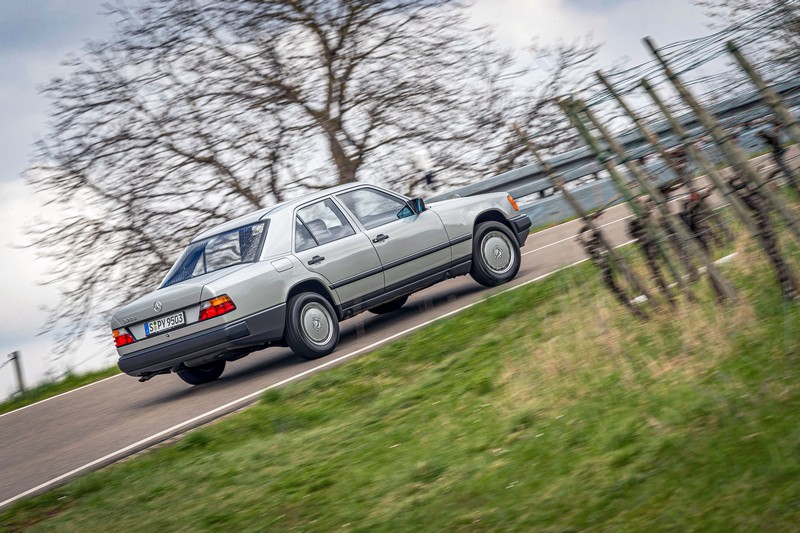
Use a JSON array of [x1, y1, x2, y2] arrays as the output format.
[[3, 245, 800, 532], [0, 367, 119, 416]]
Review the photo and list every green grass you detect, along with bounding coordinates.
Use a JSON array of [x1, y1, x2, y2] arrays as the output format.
[[3, 244, 800, 531], [0, 367, 119, 415]]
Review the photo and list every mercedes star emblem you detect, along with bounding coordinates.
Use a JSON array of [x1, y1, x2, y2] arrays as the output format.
[[153, 301, 163, 312]]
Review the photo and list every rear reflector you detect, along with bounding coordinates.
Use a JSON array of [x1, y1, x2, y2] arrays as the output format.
[[113, 329, 136, 348], [199, 295, 236, 321]]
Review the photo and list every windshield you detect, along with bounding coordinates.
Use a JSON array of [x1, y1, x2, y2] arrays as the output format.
[[161, 221, 268, 288]]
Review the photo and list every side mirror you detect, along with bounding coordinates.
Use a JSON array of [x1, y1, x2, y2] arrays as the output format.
[[397, 198, 426, 219]]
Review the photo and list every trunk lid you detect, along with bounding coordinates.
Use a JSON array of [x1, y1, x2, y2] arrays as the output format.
[[111, 265, 248, 327]]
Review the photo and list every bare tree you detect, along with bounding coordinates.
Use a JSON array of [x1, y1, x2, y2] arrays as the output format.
[[28, 0, 597, 353]]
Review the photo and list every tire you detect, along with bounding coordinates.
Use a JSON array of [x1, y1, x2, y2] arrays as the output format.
[[368, 295, 409, 314], [285, 292, 340, 360], [470, 221, 521, 287], [177, 360, 226, 385]]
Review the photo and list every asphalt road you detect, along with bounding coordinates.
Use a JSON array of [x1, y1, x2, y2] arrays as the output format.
[[0, 202, 639, 508]]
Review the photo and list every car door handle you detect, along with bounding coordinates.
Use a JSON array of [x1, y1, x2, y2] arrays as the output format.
[[372, 234, 389, 243], [308, 255, 325, 265]]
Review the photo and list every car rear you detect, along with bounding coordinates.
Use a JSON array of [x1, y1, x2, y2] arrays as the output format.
[[111, 221, 285, 378]]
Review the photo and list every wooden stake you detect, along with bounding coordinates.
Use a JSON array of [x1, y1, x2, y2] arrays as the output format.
[[9, 351, 25, 395], [636, 78, 759, 236], [513, 124, 660, 308], [644, 36, 800, 243], [727, 41, 800, 143], [575, 99, 737, 300]]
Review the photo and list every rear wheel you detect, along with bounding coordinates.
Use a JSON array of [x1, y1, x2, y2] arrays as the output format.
[[470, 221, 521, 287], [285, 292, 340, 360], [368, 295, 409, 314], [177, 360, 226, 385]]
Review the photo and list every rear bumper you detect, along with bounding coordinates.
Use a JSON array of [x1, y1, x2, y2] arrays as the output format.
[[118, 304, 286, 376], [510, 214, 532, 247]]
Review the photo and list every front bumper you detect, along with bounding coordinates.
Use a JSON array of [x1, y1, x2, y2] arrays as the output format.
[[510, 214, 532, 247], [118, 304, 286, 376]]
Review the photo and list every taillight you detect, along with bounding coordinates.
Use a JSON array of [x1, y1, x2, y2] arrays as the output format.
[[507, 194, 519, 211], [199, 295, 236, 321], [113, 329, 136, 348]]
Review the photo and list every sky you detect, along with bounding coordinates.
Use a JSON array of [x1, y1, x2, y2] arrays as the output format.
[[0, 0, 712, 399]]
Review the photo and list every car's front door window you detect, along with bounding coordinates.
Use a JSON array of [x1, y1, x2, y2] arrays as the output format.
[[293, 198, 384, 306], [336, 188, 406, 230]]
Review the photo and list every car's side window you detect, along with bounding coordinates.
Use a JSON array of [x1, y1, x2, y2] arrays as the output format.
[[295, 219, 316, 252], [295, 199, 356, 252], [204, 223, 266, 271], [337, 188, 407, 230]]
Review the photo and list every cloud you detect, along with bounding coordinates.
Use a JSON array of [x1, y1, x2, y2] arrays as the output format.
[[469, 0, 710, 69], [470, 0, 596, 48], [0, 179, 59, 330], [0, 1, 114, 186], [564, 0, 634, 12], [0, 178, 117, 400], [0, 0, 112, 52]]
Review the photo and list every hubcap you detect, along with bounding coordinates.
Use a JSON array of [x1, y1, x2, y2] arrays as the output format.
[[301, 302, 333, 346], [481, 231, 514, 274]]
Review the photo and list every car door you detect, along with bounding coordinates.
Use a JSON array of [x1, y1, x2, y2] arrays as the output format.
[[293, 198, 384, 308], [335, 187, 451, 291]]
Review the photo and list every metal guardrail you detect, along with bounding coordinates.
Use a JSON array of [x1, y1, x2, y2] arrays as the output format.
[[429, 79, 800, 228]]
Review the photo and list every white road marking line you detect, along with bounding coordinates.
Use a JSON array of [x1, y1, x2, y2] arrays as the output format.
[[714, 252, 738, 265], [521, 190, 697, 258], [0, 253, 599, 510], [0, 373, 123, 421], [523, 215, 634, 256], [0, 211, 631, 420], [0, 211, 618, 420]]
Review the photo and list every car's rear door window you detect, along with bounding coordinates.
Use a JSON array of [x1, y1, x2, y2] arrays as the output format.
[[295, 199, 355, 251], [295, 219, 317, 252], [336, 188, 406, 229]]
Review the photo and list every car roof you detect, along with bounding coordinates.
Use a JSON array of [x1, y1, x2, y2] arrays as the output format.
[[191, 182, 378, 242]]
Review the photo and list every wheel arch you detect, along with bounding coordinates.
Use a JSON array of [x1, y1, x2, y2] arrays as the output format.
[[474, 209, 513, 234], [286, 279, 341, 320]]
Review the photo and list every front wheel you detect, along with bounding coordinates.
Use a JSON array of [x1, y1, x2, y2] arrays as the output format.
[[177, 360, 226, 385], [285, 292, 340, 360], [470, 221, 521, 287]]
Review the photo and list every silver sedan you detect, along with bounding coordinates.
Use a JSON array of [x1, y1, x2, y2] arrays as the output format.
[[111, 183, 531, 385]]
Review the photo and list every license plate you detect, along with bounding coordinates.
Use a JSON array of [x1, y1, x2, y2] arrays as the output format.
[[144, 312, 185, 336]]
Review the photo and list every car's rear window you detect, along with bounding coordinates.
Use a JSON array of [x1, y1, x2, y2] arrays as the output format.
[[161, 222, 268, 288]]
